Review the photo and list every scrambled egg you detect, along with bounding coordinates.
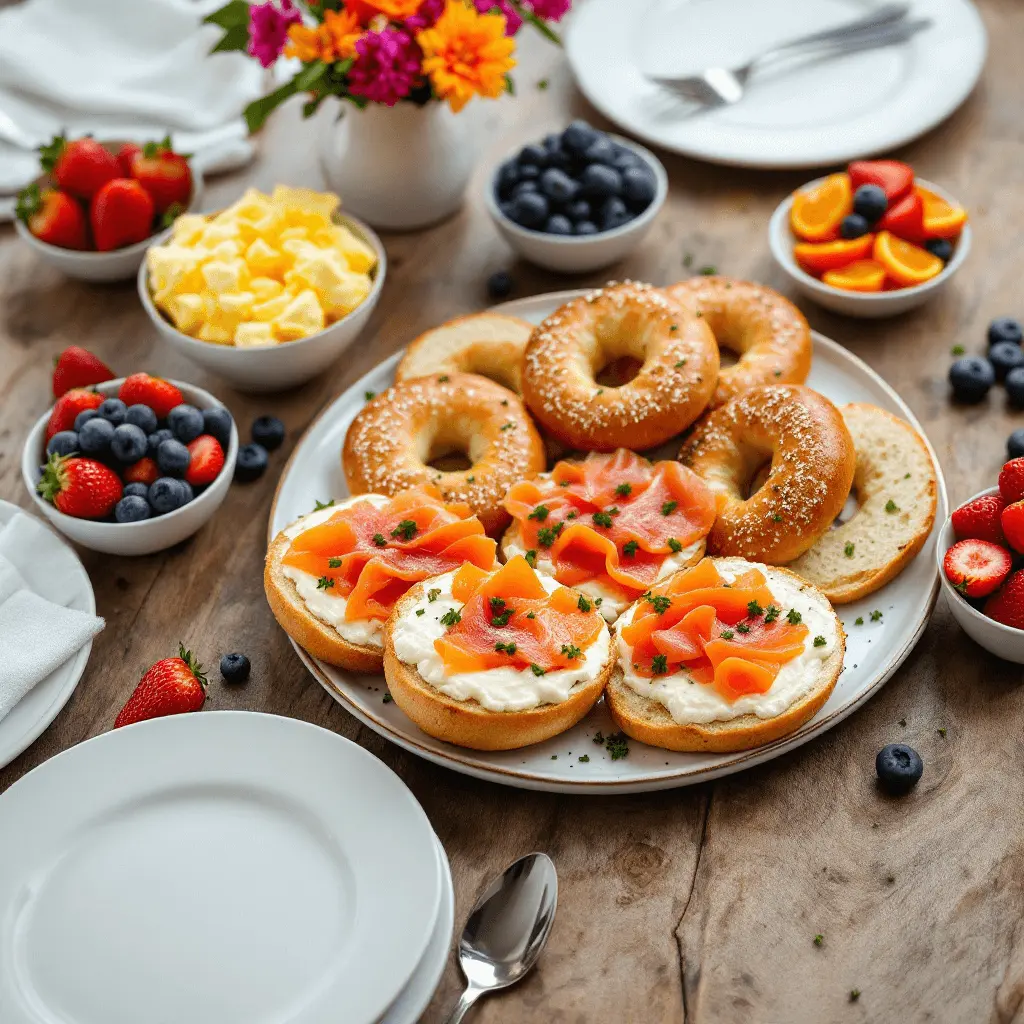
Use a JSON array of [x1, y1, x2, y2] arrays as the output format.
[[147, 186, 377, 347]]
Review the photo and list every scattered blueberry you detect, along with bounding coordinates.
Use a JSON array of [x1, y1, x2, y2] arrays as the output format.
[[509, 190, 549, 229], [168, 404, 204, 444], [123, 481, 150, 500], [97, 398, 127, 426], [852, 183, 888, 223], [875, 743, 923, 795], [567, 199, 592, 222], [989, 341, 1024, 381], [148, 477, 190, 515], [202, 407, 233, 449], [924, 238, 953, 263], [579, 163, 623, 199], [220, 652, 251, 684], [1007, 369, 1024, 409], [839, 213, 870, 240], [46, 430, 79, 458], [600, 196, 632, 231], [1008, 428, 1024, 459], [110, 423, 148, 463], [545, 214, 574, 235], [235, 442, 269, 483], [539, 168, 578, 203], [147, 427, 174, 457], [156, 438, 191, 477], [518, 142, 547, 168], [114, 495, 152, 523], [73, 409, 100, 431], [124, 403, 158, 434], [77, 416, 115, 456], [487, 270, 514, 300], [583, 136, 617, 166], [575, 221, 599, 235], [252, 415, 285, 451], [988, 317, 1024, 348], [948, 356, 995, 403], [562, 119, 598, 154]]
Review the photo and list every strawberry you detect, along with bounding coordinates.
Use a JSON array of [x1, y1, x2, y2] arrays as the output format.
[[124, 456, 159, 486], [37, 453, 123, 519], [984, 570, 1024, 629], [39, 134, 120, 201], [877, 191, 926, 245], [115, 142, 142, 177], [114, 643, 207, 728], [951, 493, 1007, 545], [52, 346, 114, 398], [999, 458, 1024, 504], [1001, 500, 1024, 553], [15, 184, 88, 250], [848, 159, 914, 202], [943, 538, 1012, 599], [130, 136, 193, 215], [185, 435, 225, 486], [118, 373, 183, 418], [90, 178, 154, 251], [45, 388, 103, 439]]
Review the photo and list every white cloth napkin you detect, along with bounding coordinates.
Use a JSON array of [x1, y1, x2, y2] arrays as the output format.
[[0, 0, 266, 218], [0, 513, 104, 724]]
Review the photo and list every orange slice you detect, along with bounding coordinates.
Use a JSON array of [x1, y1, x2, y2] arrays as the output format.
[[873, 231, 944, 287], [793, 234, 874, 276], [822, 259, 887, 293], [917, 186, 968, 240], [789, 173, 852, 242]]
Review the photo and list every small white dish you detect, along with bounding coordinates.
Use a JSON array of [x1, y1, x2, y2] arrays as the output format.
[[768, 176, 971, 318], [937, 486, 1024, 663], [0, 501, 95, 770], [484, 134, 667, 273], [138, 213, 386, 393], [22, 377, 238, 557]]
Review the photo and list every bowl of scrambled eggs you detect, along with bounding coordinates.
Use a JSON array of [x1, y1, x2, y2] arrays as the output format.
[[139, 185, 385, 392]]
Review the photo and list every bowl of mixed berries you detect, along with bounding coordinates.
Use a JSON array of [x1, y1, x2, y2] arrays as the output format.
[[22, 348, 237, 556], [14, 134, 200, 283]]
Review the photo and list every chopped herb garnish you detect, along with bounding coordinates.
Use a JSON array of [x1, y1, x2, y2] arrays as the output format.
[[489, 596, 506, 612], [566, 510, 578, 519], [720, 629, 735, 640], [579, 754, 590, 763], [615, 482, 633, 497], [747, 600, 763, 617], [844, 541, 855, 557], [885, 499, 899, 513], [605, 732, 629, 760], [594, 597, 603, 607], [674, 359, 687, 369], [813, 635, 827, 647], [328, 556, 342, 568], [661, 500, 678, 516], [595, 388, 604, 396], [951, 344, 965, 356], [786, 609, 802, 625], [592, 511, 613, 528], [646, 593, 672, 615], [813, 934, 823, 947], [438, 374, 449, 382], [415, 608, 425, 616], [870, 609, 883, 622], [771, 513, 783, 522], [764, 605, 780, 623], [363, 391, 375, 401], [428, 588, 441, 602], [669, 324, 678, 332], [577, 594, 592, 613], [525, 549, 537, 568], [531, 664, 546, 676], [938, 727, 947, 738], [491, 608, 514, 627], [622, 539, 639, 557], [439, 608, 461, 627], [526, 611, 536, 619], [537, 522, 563, 547], [382, 692, 392, 703], [495, 641, 517, 655], [390, 519, 418, 541], [500, 421, 515, 431], [855, 616, 864, 625], [667, 537, 683, 553], [651, 653, 668, 675], [607, 506, 620, 516], [467, 475, 475, 483], [528, 504, 550, 521], [850, 989, 860, 1002], [735, 623, 750, 634], [593, 731, 605, 745], [683, 253, 693, 268], [316, 575, 335, 590], [537, 77, 549, 90], [561, 643, 583, 660], [313, 498, 335, 511], [700, 265, 717, 275], [558, 479, 570, 486], [904, 472, 911, 479], [500, 399, 509, 407]]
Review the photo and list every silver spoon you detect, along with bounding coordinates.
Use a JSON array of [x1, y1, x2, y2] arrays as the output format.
[[442, 852, 558, 1023]]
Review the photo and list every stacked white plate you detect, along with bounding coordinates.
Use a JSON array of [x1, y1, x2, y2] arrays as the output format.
[[0, 712, 453, 1024]]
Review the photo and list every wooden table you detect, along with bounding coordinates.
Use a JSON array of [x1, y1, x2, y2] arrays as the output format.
[[2, 5, 1023, 1017]]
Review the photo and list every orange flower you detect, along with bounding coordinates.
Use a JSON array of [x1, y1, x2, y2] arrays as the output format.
[[285, 8, 363, 63], [417, 0, 516, 113], [351, 0, 424, 19]]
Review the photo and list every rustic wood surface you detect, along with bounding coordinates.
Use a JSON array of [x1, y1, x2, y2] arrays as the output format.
[[2, 4, 1023, 1019]]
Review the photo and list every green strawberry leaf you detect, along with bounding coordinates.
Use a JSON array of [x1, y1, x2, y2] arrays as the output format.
[[15, 182, 42, 223], [37, 134, 66, 174]]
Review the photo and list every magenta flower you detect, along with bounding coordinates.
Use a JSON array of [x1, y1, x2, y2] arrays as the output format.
[[247, 0, 301, 68], [404, 0, 445, 31], [348, 28, 422, 107], [526, 0, 570, 19], [473, 0, 523, 35]]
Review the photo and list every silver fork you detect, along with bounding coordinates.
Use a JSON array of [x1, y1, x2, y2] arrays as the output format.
[[647, 3, 928, 107]]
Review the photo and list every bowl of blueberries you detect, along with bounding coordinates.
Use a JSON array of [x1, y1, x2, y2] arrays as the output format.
[[22, 377, 240, 556], [486, 120, 667, 273]]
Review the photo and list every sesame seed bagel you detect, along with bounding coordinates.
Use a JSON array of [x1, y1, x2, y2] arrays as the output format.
[[663, 277, 812, 407], [395, 313, 534, 394], [342, 372, 545, 535], [788, 403, 937, 603], [521, 281, 719, 451], [679, 385, 856, 564]]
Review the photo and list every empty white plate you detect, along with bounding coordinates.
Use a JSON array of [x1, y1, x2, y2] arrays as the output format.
[[0, 712, 442, 1024]]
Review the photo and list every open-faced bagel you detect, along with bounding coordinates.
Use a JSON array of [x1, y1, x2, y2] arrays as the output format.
[[521, 281, 719, 451], [664, 277, 812, 407], [679, 384, 856, 564]]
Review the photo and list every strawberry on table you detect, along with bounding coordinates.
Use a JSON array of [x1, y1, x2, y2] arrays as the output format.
[[999, 458, 1024, 504], [90, 178, 154, 251], [951, 493, 1007, 545], [848, 159, 914, 202], [118, 373, 183, 418], [45, 388, 104, 439], [39, 135, 120, 201], [37, 453, 123, 519], [984, 570, 1024, 629], [52, 346, 114, 398], [115, 643, 208, 728], [184, 435, 225, 487], [943, 538, 1012, 599], [129, 136, 193, 216], [15, 184, 88, 250]]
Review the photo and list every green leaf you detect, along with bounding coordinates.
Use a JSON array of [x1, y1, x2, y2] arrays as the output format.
[[203, 0, 250, 30], [244, 79, 299, 133], [210, 23, 250, 54], [294, 61, 328, 91], [302, 93, 330, 118], [507, 0, 562, 45], [504, 73, 516, 96], [15, 182, 41, 223]]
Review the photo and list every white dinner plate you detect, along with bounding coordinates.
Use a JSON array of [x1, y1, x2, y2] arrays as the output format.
[[0, 712, 442, 1024], [565, 0, 987, 168], [270, 290, 947, 794], [0, 500, 95, 770]]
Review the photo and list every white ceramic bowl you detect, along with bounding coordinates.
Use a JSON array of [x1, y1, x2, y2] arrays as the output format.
[[13, 140, 203, 284], [484, 133, 667, 273], [769, 177, 971, 318], [22, 378, 238, 557], [139, 213, 386, 393], [937, 486, 1024, 662]]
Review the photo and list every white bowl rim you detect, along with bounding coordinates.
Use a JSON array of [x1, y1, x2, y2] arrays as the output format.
[[769, 175, 971, 302], [137, 210, 387, 358], [23, 377, 238, 533], [484, 131, 668, 244]]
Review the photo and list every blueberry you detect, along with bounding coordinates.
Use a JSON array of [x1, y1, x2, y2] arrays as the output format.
[[545, 149, 572, 172], [852, 183, 888, 223], [495, 160, 520, 198], [579, 163, 623, 199], [156, 438, 191, 477], [180, 480, 194, 504], [235, 442, 268, 483], [575, 220, 599, 235], [621, 167, 655, 209], [539, 168, 578, 203], [487, 270, 514, 300], [562, 120, 598, 155], [925, 238, 954, 263], [875, 743, 923, 795], [611, 145, 643, 171], [147, 427, 174, 457], [517, 164, 540, 182], [73, 409, 100, 431], [543, 132, 563, 153], [1007, 370, 1024, 410], [583, 136, 618, 165], [167, 404, 204, 444], [46, 430, 79, 458], [567, 199, 592, 222], [110, 423, 148, 464], [1008, 427, 1024, 459], [220, 652, 251, 684], [124, 403, 158, 434], [78, 416, 115, 456], [114, 495, 152, 523], [97, 398, 127, 426], [989, 317, 1024, 348], [989, 341, 1024, 381], [600, 196, 633, 231], [202, 407, 233, 449], [148, 477, 188, 515], [252, 415, 285, 451], [123, 481, 150, 500], [517, 143, 547, 168], [948, 356, 994, 403], [839, 213, 871, 240], [509, 190, 549, 229], [510, 180, 539, 199], [545, 214, 574, 235]]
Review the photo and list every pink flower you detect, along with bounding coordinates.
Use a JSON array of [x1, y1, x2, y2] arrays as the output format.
[[404, 0, 446, 31], [526, 0, 570, 19], [348, 28, 422, 106], [473, 0, 522, 35], [247, 0, 301, 68]]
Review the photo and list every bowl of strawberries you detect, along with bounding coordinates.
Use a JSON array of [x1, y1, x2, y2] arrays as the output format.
[[13, 134, 201, 283]]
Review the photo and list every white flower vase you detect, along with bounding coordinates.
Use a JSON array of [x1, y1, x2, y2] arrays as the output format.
[[320, 101, 478, 231]]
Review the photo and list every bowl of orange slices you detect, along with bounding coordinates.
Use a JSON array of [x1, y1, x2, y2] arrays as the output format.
[[769, 159, 971, 318]]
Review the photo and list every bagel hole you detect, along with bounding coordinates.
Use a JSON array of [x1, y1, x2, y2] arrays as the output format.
[[595, 355, 643, 388], [831, 488, 861, 528], [718, 348, 739, 369], [429, 450, 473, 472], [745, 459, 773, 499], [421, 427, 478, 473]]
